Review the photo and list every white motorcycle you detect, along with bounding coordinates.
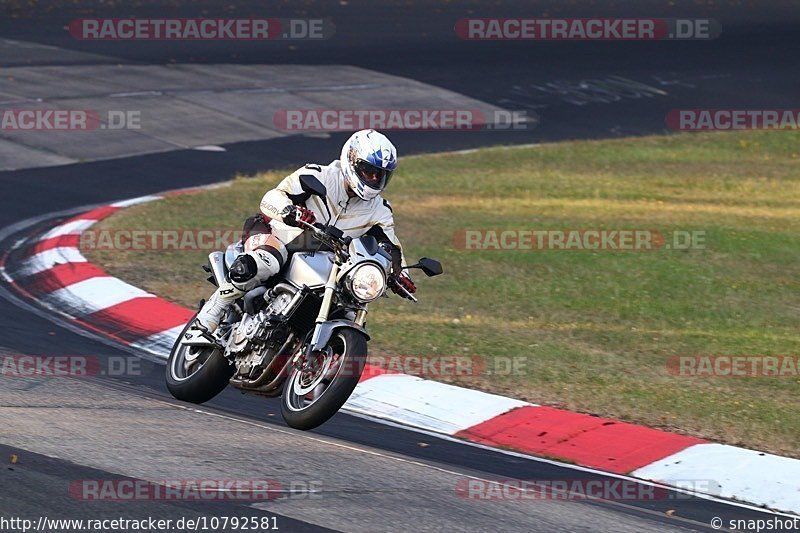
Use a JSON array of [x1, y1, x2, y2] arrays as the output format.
[[166, 175, 443, 430]]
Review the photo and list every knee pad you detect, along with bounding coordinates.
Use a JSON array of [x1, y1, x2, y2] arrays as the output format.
[[229, 254, 259, 284], [229, 247, 283, 291]]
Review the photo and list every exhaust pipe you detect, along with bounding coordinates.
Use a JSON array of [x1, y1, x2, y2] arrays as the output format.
[[207, 251, 227, 287]]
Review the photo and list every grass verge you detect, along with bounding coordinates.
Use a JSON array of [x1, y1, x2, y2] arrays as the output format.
[[86, 131, 800, 457]]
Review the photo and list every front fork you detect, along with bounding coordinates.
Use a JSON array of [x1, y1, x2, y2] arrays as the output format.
[[290, 261, 369, 368], [313, 260, 340, 326], [354, 308, 367, 326]]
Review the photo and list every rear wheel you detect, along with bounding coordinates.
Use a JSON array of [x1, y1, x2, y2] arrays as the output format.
[[281, 329, 367, 430], [165, 314, 233, 404]]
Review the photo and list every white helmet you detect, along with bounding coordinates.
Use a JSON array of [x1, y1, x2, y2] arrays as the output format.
[[340, 129, 397, 201]]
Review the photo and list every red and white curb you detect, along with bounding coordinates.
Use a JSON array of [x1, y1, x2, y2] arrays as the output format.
[[3, 193, 799, 515]]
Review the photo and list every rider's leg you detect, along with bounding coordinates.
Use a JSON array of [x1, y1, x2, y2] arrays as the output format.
[[183, 233, 287, 345]]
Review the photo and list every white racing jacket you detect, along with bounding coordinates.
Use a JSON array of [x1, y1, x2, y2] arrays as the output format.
[[259, 160, 408, 272]]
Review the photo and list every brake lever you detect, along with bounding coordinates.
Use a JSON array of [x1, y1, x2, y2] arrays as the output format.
[[297, 219, 351, 260], [390, 275, 418, 302], [400, 287, 418, 302], [297, 219, 326, 237]]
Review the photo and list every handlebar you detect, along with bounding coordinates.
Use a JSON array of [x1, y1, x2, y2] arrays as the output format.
[[297, 219, 352, 250], [297, 219, 416, 303], [297, 219, 329, 237], [297, 219, 323, 232]]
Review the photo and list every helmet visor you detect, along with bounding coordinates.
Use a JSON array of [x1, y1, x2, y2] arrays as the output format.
[[354, 159, 393, 191]]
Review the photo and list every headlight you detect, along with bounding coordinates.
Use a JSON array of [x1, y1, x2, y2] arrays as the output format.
[[347, 263, 386, 302]]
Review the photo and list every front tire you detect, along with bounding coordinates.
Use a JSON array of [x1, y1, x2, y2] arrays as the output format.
[[281, 329, 367, 430], [165, 313, 233, 404]]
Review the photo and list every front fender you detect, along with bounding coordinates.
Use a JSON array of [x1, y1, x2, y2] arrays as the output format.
[[310, 319, 370, 351]]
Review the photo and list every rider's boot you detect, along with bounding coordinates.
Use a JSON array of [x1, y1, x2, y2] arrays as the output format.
[[182, 281, 244, 346], [182, 247, 283, 347]]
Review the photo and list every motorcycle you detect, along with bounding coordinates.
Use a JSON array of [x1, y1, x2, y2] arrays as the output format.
[[165, 175, 443, 430]]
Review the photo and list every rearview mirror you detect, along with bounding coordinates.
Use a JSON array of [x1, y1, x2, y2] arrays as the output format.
[[299, 174, 327, 199], [406, 257, 443, 277]]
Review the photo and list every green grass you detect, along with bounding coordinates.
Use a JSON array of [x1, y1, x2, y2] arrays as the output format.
[[87, 131, 800, 456]]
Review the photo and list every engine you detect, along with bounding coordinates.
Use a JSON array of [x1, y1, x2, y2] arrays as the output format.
[[228, 287, 296, 376], [264, 291, 294, 316]]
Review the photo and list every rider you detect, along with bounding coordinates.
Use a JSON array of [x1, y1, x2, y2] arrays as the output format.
[[183, 129, 416, 345]]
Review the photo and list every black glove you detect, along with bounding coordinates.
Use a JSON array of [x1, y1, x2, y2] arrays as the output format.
[[281, 205, 316, 227]]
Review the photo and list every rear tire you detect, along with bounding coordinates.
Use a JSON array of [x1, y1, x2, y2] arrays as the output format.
[[165, 313, 233, 404], [281, 328, 367, 430]]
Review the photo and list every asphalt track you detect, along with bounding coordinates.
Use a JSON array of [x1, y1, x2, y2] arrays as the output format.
[[1, 1, 798, 531]]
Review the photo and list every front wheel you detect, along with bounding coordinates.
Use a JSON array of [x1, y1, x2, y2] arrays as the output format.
[[165, 313, 233, 404], [281, 329, 367, 430]]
